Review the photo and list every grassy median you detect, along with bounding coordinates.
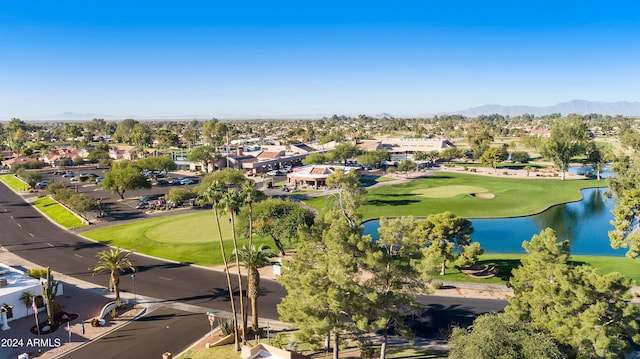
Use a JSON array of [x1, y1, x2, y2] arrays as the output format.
[[32, 197, 86, 229]]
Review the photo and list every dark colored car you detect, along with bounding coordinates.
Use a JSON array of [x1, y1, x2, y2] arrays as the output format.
[[156, 179, 169, 186]]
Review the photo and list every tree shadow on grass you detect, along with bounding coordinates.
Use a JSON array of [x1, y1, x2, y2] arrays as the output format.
[[368, 198, 420, 207]]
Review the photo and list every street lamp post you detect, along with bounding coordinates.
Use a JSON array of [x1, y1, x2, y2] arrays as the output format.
[[131, 274, 136, 308]]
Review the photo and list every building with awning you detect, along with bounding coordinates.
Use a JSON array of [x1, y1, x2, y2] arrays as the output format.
[[286, 165, 358, 189]]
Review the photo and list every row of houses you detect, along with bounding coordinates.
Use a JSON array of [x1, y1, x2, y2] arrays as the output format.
[[2, 138, 454, 174]]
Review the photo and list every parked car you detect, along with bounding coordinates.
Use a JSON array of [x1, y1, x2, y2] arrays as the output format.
[[69, 176, 78, 182], [266, 170, 278, 176], [156, 179, 169, 186], [62, 172, 75, 177], [52, 170, 65, 175], [179, 178, 195, 185], [95, 176, 104, 183], [36, 181, 49, 188]]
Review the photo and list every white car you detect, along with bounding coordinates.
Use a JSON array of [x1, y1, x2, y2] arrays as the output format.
[[266, 170, 278, 176]]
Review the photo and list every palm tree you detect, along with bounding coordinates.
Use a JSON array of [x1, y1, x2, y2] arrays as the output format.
[[19, 291, 34, 315], [230, 244, 276, 331], [240, 180, 263, 249], [90, 248, 136, 304], [219, 188, 247, 341], [200, 181, 240, 351]]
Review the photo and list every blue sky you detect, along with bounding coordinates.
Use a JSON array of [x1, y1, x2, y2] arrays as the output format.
[[2, 1, 640, 119]]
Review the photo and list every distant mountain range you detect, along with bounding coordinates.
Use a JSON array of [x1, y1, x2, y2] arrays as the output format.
[[452, 100, 640, 117], [19, 100, 640, 121]]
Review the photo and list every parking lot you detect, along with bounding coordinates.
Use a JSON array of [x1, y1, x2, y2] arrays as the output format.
[[37, 168, 203, 223]]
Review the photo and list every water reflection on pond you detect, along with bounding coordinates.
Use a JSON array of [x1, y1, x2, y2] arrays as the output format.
[[363, 187, 625, 256]]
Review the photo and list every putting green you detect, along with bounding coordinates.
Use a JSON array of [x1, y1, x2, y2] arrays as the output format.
[[412, 185, 489, 198], [145, 214, 221, 244]]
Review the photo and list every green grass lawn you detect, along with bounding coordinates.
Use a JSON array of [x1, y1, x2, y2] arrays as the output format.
[[83, 211, 273, 265], [32, 197, 86, 229], [0, 173, 30, 191], [436, 253, 640, 284], [304, 172, 606, 220]]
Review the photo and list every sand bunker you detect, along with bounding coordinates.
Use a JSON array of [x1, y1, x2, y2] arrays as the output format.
[[470, 193, 495, 199]]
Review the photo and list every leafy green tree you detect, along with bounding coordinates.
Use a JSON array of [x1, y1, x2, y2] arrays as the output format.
[[541, 119, 590, 180], [357, 149, 390, 168], [479, 146, 507, 172], [585, 142, 612, 180], [506, 228, 639, 358], [90, 248, 136, 304], [237, 198, 314, 256], [365, 216, 432, 358], [440, 147, 463, 163], [202, 119, 229, 146], [187, 146, 221, 174], [101, 160, 151, 199], [113, 119, 138, 143], [87, 147, 111, 164], [325, 169, 366, 228], [136, 155, 177, 175], [200, 168, 246, 189], [465, 122, 494, 159], [278, 209, 372, 359], [328, 142, 362, 163], [130, 123, 152, 147], [510, 151, 530, 164], [413, 211, 475, 275], [397, 159, 417, 175], [302, 152, 327, 165], [278, 167, 372, 359], [16, 168, 42, 189], [166, 187, 197, 204], [230, 244, 276, 331], [448, 313, 563, 359], [8, 118, 29, 153], [154, 129, 179, 148], [608, 154, 640, 258], [413, 151, 427, 161]]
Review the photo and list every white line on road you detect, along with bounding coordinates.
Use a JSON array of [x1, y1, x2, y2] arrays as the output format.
[[73, 254, 83, 258], [47, 243, 54, 247], [16, 223, 22, 228], [158, 276, 173, 281], [29, 233, 34, 237]]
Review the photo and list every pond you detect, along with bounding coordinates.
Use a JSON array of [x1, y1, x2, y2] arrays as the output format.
[[363, 187, 626, 256]]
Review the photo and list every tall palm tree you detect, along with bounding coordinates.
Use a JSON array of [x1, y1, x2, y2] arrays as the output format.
[[200, 181, 240, 351], [219, 188, 247, 340], [90, 248, 136, 304], [231, 244, 276, 331], [240, 180, 263, 249]]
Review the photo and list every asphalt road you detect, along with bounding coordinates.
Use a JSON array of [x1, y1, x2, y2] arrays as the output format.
[[62, 307, 209, 359], [0, 180, 507, 356], [0, 181, 287, 319]]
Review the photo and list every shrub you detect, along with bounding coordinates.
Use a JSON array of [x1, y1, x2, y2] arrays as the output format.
[[218, 317, 235, 336], [431, 281, 444, 290], [28, 268, 48, 279]]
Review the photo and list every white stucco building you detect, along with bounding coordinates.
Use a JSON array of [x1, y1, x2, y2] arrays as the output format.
[[0, 264, 63, 328]]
